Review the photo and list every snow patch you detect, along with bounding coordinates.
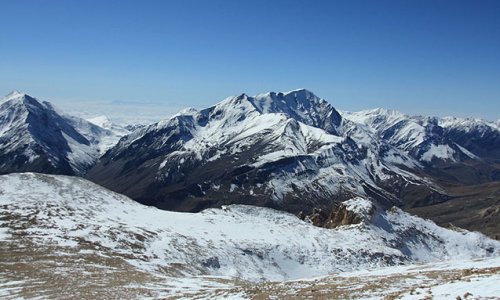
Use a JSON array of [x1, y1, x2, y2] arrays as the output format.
[[2, 90, 25, 102], [398, 273, 500, 300], [0, 227, 9, 241], [421, 144, 456, 162], [343, 197, 374, 217]]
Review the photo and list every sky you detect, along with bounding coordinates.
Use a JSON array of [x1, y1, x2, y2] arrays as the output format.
[[1, 0, 499, 121]]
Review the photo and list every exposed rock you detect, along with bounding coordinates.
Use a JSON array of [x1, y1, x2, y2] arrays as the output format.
[[201, 256, 220, 269], [307, 208, 329, 226], [300, 198, 377, 229], [326, 198, 376, 228]]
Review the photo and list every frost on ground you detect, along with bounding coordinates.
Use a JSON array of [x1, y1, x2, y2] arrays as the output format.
[[0, 173, 499, 299]]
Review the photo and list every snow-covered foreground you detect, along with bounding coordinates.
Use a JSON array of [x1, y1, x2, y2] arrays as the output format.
[[0, 173, 498, 299], [208, 256, 500, 300]]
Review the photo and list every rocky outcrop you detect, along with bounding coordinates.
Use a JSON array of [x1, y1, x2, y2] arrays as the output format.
[[325, 202, 374, 228], [298, 208, 328, 226], [300, 198, 376, 228]]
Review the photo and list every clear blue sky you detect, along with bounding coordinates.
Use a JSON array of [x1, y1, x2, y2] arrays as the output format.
[[1, 0, 499, 120]]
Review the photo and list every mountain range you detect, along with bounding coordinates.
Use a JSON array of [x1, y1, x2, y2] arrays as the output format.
[[0, 90, 499, 238]]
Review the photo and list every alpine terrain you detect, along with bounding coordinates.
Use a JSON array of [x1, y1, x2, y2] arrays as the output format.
[[1, 173, 498, 299], [3, 0, 499, 297], [86, 89, 500, 238], [0, 91, 129, 175]]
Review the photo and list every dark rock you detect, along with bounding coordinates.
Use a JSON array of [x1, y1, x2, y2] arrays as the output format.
[[308, 208, 329, 227], [301, 201, 376, 229], [201, 256, 220, 269]]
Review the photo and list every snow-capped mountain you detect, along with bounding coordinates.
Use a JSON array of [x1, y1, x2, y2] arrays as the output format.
[[87, 115, 131, 135], [0, 173, 497, 298], [86, 115, 132, 153], [2, 89, 498, 238], [86, 89, 500, 238], [88, 89, 436, 213], [439, 116, 500, 162], [341, 108, 500, 165], [0, 91, 124, 175]]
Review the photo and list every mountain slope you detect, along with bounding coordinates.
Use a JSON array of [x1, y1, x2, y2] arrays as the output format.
[[341, 108, 500, 237], [205, 257, 500, 300], [88, 89, 436, 213], [439, 116, 500, 163], [0, 173, 497, 293], [341, 108, 500, 176], [0, 92, 124, 175], [86, 115, 132, 153]]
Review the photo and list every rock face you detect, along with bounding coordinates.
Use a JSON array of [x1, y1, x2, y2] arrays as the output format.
[[300, 208, 328, 227], [301, 197, 377, 228], [326, 198, 376, 228]]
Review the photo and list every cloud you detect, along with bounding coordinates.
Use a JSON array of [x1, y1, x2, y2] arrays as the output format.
[[53, 100, 185, 125]]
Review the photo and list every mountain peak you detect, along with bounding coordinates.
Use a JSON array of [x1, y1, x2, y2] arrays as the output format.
[[177, 107, 199, 116], [283, 88, 317, 98], [254, 89, 320, 104], [368, 107, 403, 116], [286, 88, 310, 93], [2, 91, 53, 113], [188, 89, 342, 135], [87, 115, 112, 128], [249, 89, 341, 133], [3, 90, 27, 102], [252, 89, 321, 112]]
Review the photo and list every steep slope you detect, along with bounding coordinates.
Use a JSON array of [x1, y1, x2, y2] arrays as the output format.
[[341, 108, 500, 176], [439, 116, 500, 163], [251, 89, 342, 134], [88, 89, 435, 213], [0, 92, 123, 175], [341, 108, 500, 237], [407, 181, 500, 239], [0, 173, 498, 299]]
